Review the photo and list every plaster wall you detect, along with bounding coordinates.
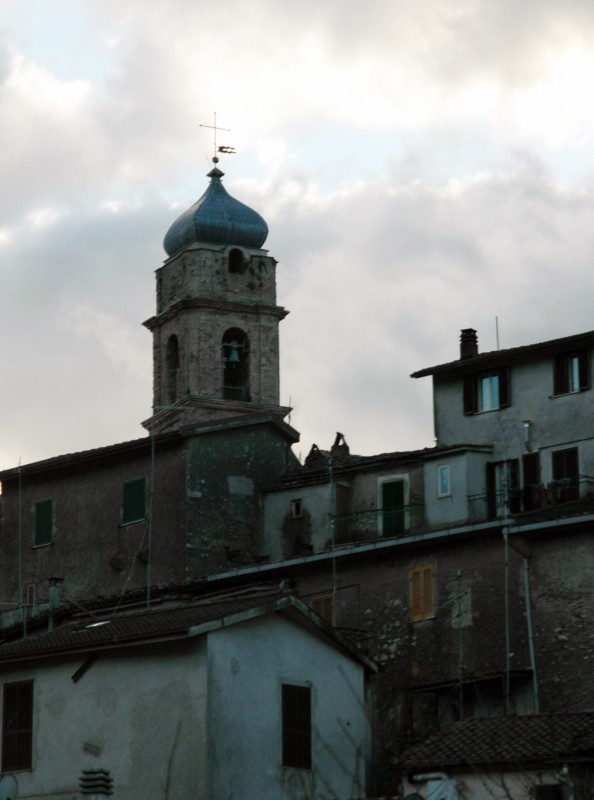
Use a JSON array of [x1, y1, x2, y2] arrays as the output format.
[[0, 441, 186, 610], [263, 461, 425, 559], [206, 613, 371, 800], [423, 451, 493, 527], [433, 358, 594, 461], [0, 638, 208, 800]]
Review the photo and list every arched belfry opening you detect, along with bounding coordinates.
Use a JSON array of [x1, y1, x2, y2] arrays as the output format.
[[222, 328, 250, 401], [228, 248, 244, 273], [166, 334, 180, 404]]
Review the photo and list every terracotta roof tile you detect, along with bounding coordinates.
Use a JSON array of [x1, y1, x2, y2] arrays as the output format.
[[400, 714, 594, 769]]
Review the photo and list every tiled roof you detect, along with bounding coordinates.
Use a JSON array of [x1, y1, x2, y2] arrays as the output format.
[[400, 714, 594, 770], [0, 591, 377, 673], [412, 329, 594, 379], [0, 593, 288, 660]]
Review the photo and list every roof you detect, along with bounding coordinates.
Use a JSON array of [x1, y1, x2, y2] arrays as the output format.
[[0, 593, 377, 673], [265, 443, 493, 491], [0, 413, 298, 480], [163, 166, 268, 256], [399, 713, 594, 771], [412, 329, 594, 379]]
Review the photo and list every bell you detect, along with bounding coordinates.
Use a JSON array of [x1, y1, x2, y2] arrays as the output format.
[[228, 344, 241, 364]]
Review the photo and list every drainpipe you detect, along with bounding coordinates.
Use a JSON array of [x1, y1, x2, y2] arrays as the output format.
[[503, 525, 511, 714], [523, 557, 540, 713]]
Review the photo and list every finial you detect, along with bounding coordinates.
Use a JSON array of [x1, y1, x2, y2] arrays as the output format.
[[200, 112, 236, 166]]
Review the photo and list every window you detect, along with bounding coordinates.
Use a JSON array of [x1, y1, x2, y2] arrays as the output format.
[[122, 478, 146, 524], [553, 351, 589, 395], [165, 334, 180, 404], [437, 465, 451, 497], [2, 681, 33, 772], [379, 478, 408, 536], [228, 248, 244, 273], [34, 499, 53, 547], [486, 460, 520, 517], [410, 565, 435, 621], [534, 787, 563, 800], [291, 499, 302, 519], [463, 369, 510, 414], [24, 584, 36, 609], [309, 593, 335, 625], [552, 447, 579, 503], [282, 684, 311, 769]]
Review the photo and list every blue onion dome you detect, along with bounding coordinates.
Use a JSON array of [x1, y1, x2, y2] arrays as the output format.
[[163, 166, 268, 256]]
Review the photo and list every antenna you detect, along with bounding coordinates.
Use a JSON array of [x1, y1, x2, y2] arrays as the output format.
[[199, 112, 236, 164], [496, 316, 500, 350]]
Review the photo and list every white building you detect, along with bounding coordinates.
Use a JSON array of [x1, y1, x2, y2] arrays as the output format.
[[0, 592, 375, 800]]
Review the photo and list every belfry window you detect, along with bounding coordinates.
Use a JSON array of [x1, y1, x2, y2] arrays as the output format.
[[222, 328, 250, 401], [228, 248, 244, 273], [166, 335, 180, 404]]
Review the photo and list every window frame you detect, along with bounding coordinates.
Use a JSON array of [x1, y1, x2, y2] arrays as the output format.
[[122, 477, 146, 525], [281, 683, 312, 770], [437, 465, 451, 498], [2, 681, 33, 773], [463, 369, 510, 415], [410, 564, 436, 622], [553, 350, 589, 396], [34, 499, 53, 547]]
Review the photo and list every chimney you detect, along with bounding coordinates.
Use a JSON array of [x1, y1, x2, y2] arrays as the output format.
[[460, 329, 478, 359]]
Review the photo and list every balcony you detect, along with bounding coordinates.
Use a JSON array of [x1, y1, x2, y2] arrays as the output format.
[[468, 474, 594, 521], [330, 504, 426, 546]]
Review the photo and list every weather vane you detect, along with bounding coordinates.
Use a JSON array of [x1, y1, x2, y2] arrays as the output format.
[[200, 112, 236, 164]]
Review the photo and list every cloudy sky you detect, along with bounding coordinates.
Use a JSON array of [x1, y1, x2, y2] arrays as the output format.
[[3, 0, 594, 468]]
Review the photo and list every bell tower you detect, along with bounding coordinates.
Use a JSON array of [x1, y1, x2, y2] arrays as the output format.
[[143, 163, 290, 434]]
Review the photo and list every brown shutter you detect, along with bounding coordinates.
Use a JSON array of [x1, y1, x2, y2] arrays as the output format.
[[579, 351, 590, 390], [463, 375, 476, 414], [498, 369, 510, 407]]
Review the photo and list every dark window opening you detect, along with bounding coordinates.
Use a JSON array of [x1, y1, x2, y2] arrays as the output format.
[[291, 499, 302, 519], [553, 350, 589, 395], [521, 452, 540, 511], [122, 477, 146, 524], [228, 248, 245, 273], [463, 369, 510, 414], [2, 681, 33, 772], [34, 499, 53, 547], [534, 786, 564, 800], [381, 479, 406, 536], [222, 328, 250, 402], [552, 447, 579, 503], [165, 334, 180, 404], [282, 684, 311, 769]]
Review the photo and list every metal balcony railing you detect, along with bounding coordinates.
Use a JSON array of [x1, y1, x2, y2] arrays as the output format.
[[329, 504, 425, 545], [468, 474, 594, 520]]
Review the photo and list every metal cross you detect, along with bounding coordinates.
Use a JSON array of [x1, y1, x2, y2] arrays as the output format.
[[200, 112, 234, 161]]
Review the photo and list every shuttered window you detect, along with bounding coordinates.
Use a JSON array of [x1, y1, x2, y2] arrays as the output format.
[[282, 684, 311, 769], [122, 478, 146, 524], [34, 500, 53, 547], [310, 593, 335, 625], [410, 565, 435, 621], [463, 369, 510, 414], [2, 681, 33, 772], [553, 351, 589, 395]]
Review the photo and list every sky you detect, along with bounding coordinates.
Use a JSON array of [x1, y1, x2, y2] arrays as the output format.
[[3, 0, 594, 468]]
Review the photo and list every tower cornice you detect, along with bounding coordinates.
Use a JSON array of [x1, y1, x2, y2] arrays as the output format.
[[143, 298, 289, 331]]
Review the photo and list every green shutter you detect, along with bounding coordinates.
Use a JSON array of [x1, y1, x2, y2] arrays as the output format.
[[122, 478, 146, 524], [382, 480, 405, 536], [34, 500, 53, 546]]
